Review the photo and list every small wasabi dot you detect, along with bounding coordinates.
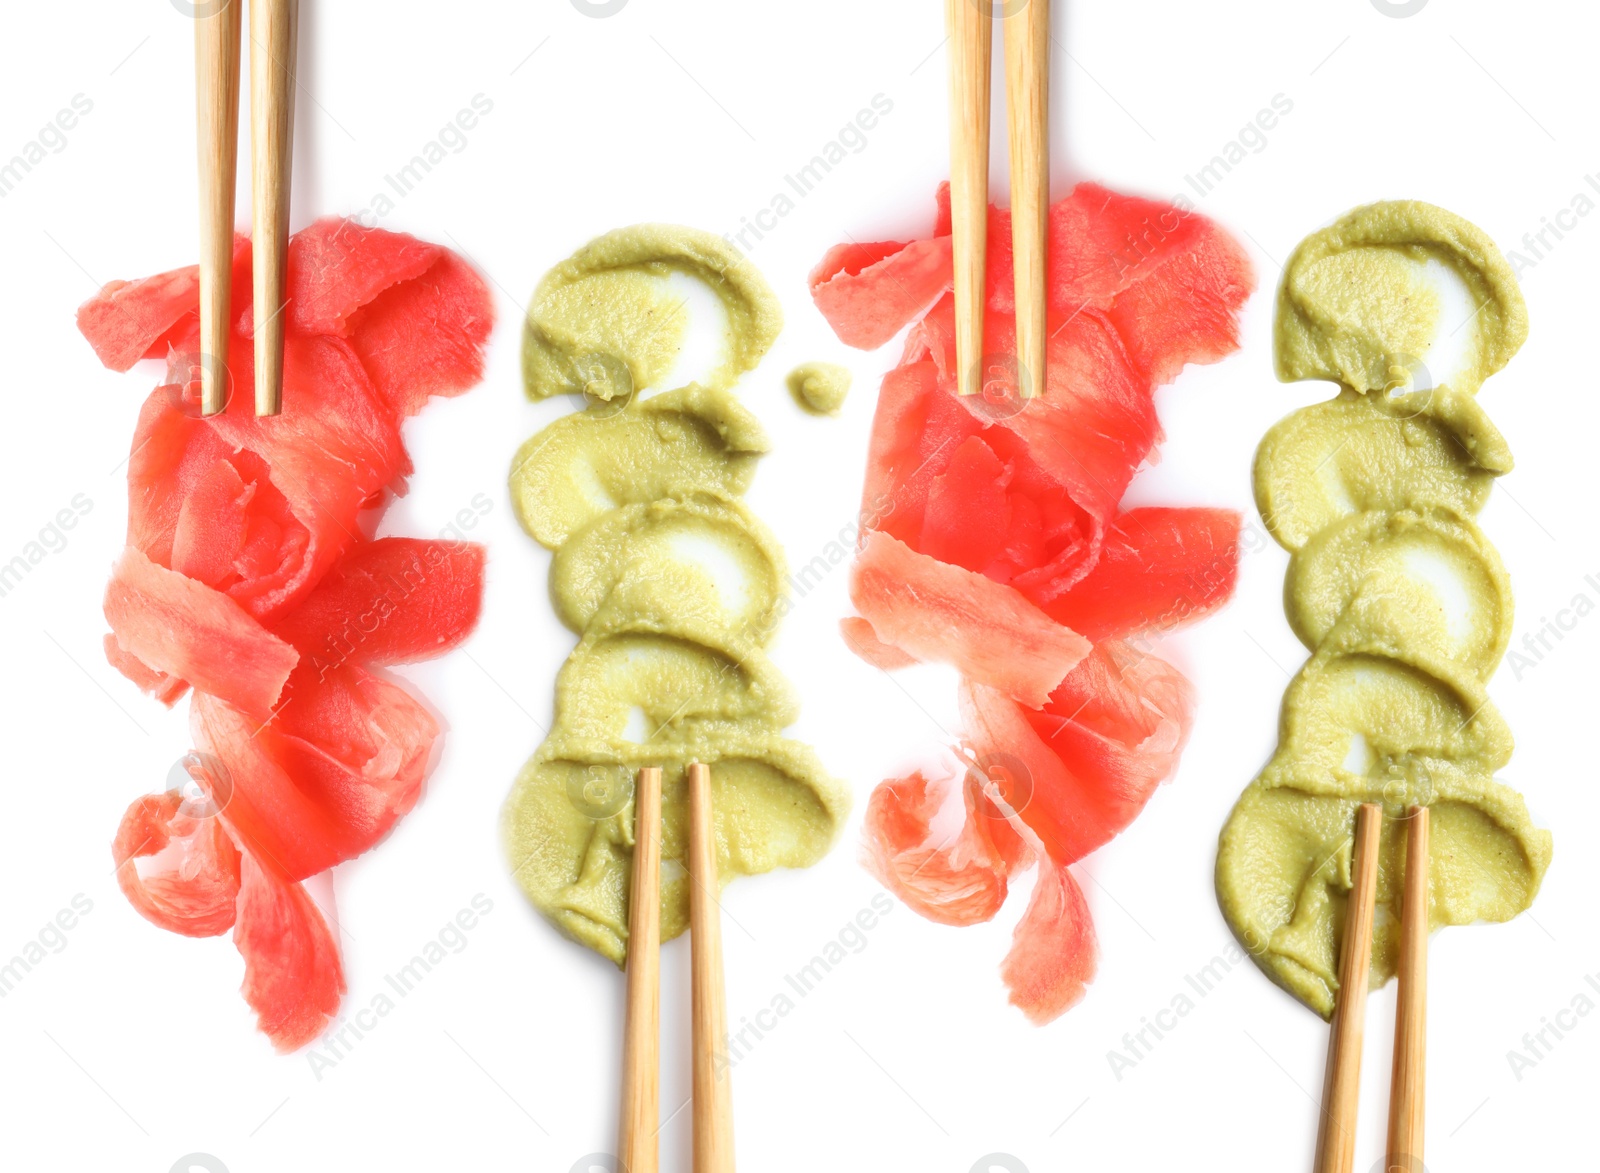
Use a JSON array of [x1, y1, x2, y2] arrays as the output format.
[[787, 362, 852, 415]]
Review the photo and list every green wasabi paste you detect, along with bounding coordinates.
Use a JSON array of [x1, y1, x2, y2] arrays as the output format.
[[1218, 202, 1551, 1016], [787, 362, 852, 415], [504, 225, 847, 964]]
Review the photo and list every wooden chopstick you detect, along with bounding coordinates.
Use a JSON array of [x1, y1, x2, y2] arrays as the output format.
[[616, 763, 734, 1172], [950, 0, 1050, 401], [1003, 0, 1048, 400], [194, 0, 242, 417], [689, 761, 735, 1173], [1386, 806, 1430, 1172], [1313, 802, 1382, 1173], [250, 0, 298, 417], [618, 766, 662, 1173], [946, 0, 991, 399]]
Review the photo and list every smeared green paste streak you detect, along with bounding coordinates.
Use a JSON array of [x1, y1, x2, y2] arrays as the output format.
[[504, 225, 847, 963], [1218, 201, 1551, 1016]]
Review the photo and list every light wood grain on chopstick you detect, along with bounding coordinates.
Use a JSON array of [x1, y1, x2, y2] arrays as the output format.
[[250, 0, 297, 416], [618, 766, 662, 1173], [946, 0, 991, 398], [1387, 806, 1430, 1173], [194, 0, 241, 417], [1003, 0, 1048, 399], [1313, 802, 1382, 1173], [689, 762, 735, 1173]]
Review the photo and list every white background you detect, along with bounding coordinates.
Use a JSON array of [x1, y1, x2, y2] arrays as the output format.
[[2, 1, 1596, 1170]]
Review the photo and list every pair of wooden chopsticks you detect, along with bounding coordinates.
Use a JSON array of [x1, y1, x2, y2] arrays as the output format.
[[1314, 803, 1430, 1173], [947, 0, 1049, 400], [194, 0, 298, 417], [619, 764, 734, 1173]]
